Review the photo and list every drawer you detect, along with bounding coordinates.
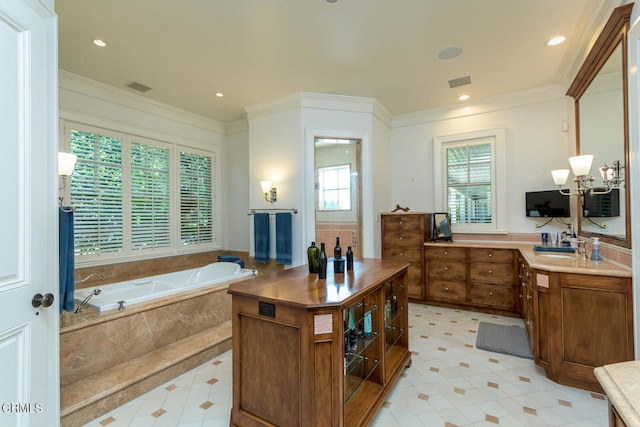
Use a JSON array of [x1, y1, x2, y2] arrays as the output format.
[[428, 259, 466, 281], [383, 247, 421, 263], [428, 280, 467, 302], [469, 262, 514, 285], [382, 215, 421, 231], [383, 233, 423, 248], [427, 247, 466, 261], [469, 248, 514, 264], [470, 283, 515, 309]]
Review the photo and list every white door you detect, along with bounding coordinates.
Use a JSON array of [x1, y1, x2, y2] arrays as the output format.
[[0, 0, 59, 426]]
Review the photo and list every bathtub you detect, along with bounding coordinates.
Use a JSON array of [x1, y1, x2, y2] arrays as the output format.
[[74, 262, 254, 312]]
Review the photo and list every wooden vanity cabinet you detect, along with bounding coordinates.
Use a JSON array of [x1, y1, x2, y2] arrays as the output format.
[[426, 247, 467, 303], [532, 270, 633, 392], [469, 248, 518, 311], [381, 213, 429, 301], [228, 259, 411, 427]]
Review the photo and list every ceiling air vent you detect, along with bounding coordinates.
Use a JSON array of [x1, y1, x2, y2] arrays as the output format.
[[448, 75, 471, 88], [125, 81, 152, 93]]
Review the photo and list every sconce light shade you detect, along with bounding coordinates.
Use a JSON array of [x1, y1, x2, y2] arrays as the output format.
[[58, 152, 77, 176], [551, 169, 570, 186], [568, 154, 593, 177], [260, 180, 277, 203], [260, 181, 272, 193]]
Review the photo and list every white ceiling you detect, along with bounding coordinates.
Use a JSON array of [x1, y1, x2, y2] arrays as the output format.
[[56, 0, 619, 124]]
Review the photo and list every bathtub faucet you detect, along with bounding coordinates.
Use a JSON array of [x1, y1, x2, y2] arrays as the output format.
[[75, 289, 101, 313], [76, 272, 105, 285]]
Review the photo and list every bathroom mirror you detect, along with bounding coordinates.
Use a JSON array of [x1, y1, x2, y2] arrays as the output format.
[[432, 212, 452, 241], [566, 4, 632, 249]]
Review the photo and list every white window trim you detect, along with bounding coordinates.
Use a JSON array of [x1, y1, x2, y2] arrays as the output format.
[[63, 121, 222, 267], [433, 128, 507, 234]]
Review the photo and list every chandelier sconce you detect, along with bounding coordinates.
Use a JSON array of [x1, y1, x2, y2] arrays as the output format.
[[551, 155, 623, 197]]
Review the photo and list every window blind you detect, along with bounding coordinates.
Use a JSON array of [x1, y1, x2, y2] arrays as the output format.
[[131, 142, 170, 250], [70, 130, 124, 255], [446, 143, 492, 224], [180, 151, 214, 246]]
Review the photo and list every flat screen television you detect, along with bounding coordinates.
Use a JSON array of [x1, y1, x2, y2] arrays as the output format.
[[525, 190, 571, 218], [582, 188, 620, 217]]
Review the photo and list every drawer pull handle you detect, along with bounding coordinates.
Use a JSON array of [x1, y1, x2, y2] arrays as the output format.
[[444, 287, 449, 292], [444, 266, 448, 271], [488, 270, 493, 274], [488, 253, 493, 257], [527, 295, 532, 300], [399, 236, 403, 240], [399, 221, 403, 225], [489, 292, 494, 296], [400, 252, 404, 256], [444, 251, 448, 255]]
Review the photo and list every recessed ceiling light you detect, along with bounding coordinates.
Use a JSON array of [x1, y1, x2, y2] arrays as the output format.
[[93, 39, 107, 47], [215, 92, 224, 98], [458, 94, 470, 101], [547, 36, 566, 46]]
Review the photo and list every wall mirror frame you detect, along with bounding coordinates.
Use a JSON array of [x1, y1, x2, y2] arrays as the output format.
[[566, 3, 633, 249]]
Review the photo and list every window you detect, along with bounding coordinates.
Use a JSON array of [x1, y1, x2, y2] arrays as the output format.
[[180, 150, 214, 246], [71, 129, 124, 256], [433, 128, 506, 233], [317, 164, 351, 211], [131, 142, 171, 250], [66, 123, 218, 264], [446, 142, 492, 224]]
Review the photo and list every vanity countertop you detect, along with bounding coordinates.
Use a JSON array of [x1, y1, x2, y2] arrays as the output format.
[[424, 241, 631, 278], [594, 361, 640, 426]]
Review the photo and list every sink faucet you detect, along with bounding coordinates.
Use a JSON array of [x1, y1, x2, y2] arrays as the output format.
[[577, 240, 588, 260], [75, 289, 101, 313], [75, 272, 105, 285]]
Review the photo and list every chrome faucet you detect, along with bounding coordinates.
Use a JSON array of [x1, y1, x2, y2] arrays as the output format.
[[75, 289, 101, 313], [75, 272, 105, 285]]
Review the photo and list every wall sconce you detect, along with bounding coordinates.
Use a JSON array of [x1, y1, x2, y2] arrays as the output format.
[[551, 154, 622, 196], [261, 181, 277, 203], [58, 152, 77, 189]]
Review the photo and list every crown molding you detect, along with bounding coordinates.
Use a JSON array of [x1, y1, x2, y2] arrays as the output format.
[[59, 70, 230, 134], [391, 84, 567, 129], [245, 92, 392, 127]]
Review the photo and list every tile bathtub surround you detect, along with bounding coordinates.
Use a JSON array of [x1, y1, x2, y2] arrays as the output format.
[[84, 304, 609, 427]]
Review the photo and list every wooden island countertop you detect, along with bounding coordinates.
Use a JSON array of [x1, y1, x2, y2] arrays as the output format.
[[227, 258, 410, 309]]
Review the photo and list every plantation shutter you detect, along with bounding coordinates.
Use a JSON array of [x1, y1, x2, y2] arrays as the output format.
[[70, 130, 123, 255], [180, 151, 214, 245], [446, 142, 492, 224], [130, 142, 171, 250]]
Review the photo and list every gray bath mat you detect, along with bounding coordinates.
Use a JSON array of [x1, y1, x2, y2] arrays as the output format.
[[476, 322, 533, 359]]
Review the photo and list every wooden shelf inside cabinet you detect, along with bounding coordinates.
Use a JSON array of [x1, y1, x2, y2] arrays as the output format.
[[228, 259, 411, 427]]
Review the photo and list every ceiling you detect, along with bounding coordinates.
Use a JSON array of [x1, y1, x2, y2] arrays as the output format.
[[56, 0, 618, 124]]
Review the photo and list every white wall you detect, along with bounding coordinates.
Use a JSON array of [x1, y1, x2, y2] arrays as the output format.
[[58, 71, 247, 254], [390, 85, 573, 236]]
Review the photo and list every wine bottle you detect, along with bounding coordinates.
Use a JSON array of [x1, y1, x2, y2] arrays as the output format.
[[307, 241, 320, 273], [319, 242, 327, 279], [346, 246, 353, 271], [334, 237, 342, 259]]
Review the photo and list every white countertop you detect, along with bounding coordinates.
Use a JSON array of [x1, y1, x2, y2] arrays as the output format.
[[594, 361, 640, 426]]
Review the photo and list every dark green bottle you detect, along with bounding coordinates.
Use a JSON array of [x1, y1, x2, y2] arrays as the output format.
[[319, 243, 328, 279], [307, 241, 320, 273]]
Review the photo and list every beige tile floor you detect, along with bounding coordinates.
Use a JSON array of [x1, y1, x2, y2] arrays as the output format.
[[84, 304, 609, 426]]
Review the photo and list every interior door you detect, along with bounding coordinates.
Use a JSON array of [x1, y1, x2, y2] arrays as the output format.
[[0, 0, 59, 425]]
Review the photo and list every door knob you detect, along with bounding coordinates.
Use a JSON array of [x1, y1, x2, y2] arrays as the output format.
[[32, 293, 55, 308]]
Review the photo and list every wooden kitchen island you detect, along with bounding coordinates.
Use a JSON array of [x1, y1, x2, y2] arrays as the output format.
[[227, 258, 411, 427]]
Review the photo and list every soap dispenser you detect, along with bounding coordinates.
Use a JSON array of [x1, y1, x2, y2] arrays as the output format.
[[590, 237, 603, 261]]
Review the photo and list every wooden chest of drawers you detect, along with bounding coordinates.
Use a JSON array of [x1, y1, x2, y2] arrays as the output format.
[[425, 246, 519, 315], [381, 213, 430, 301]]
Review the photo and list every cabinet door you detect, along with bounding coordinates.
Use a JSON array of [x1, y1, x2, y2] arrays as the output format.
[[533, 272, 551, 366]]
